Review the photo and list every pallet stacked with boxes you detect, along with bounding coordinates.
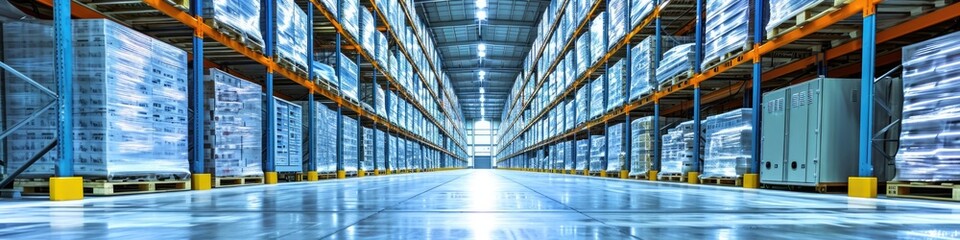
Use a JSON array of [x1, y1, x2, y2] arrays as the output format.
[[660, 121, 697, 180], [701, 109, 753, 183], [204, 69, 263, 178], [272, 98, 303, 173], [628, 117, 662, 178], [263, 0, 308, 72]]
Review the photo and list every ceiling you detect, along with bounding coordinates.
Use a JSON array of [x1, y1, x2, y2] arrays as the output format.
[[416, 0, 550, 122]]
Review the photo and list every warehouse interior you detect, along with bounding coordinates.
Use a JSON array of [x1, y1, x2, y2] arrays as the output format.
[[1, 0, 960, 238]]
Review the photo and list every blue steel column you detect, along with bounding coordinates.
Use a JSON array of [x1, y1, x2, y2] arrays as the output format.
[[307, 4, 317, 173], [652, 0, 662, 172], [188, 0, 204, 175], [691, 0, 704, 174], [385, 84, 391, 172], [750, 0, 763, 173], [335, 0, 344, 173], [54, 0, 73, 177], [859, 3, 877, 177], [623, 0, 632, 174], [263, 0, 276, 173]]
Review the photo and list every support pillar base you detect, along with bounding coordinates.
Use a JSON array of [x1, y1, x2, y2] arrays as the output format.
[[848, 177, 878, 198], [743, 173, 759, 189], [191, 174, 211, 190], [336, 170, 347, 179], [264, 172, 278, 184], [49, 177, 83, 201], [687, 172, 700, 184]]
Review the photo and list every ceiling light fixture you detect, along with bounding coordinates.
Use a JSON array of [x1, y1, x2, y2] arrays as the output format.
[[476, 10, 487, 21], [480, 87, 485, 94], [476, 0, 487, 9]]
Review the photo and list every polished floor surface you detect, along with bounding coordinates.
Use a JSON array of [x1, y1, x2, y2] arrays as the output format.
[[2, 170, 960, 239]]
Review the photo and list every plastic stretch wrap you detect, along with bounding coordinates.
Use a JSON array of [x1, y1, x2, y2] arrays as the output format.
[[589, 12, 607, 65], [263, 0, 308, 70], [629, 116, 663, 176], [203, 69, 263, 177], [388, 91, 398, 125], [551, 145, 561, 169], [607, 60, 626, 112], [576, 139, 589, 171], [590, 76, 606, 119], [608, 0, 627, 49], [404, 139, 414, 170], [565, 99, 576, 131], [360, 83, 387, 117], [312, 60, 337, 84], [576, 33, 591, 75], [388, 135, 398, 170], [360, 8, 376, 56], [362, 127, 374, 171], [590, 135, 607, 172], [630, 37, 657, 99], [272, 97, 303, 172], [557, 102, 567, 130], [606, 123, 625, 172], [897, 32, 960, 181], [203, 0, 264, 49], [656, 43, 696, 85], [703, 0, 753, 70], [343, 117, 359, 172], [576, 86, 589, 124], [320, 0, 338, 19], [376, 32, 389, 66], [4, 20, 190, 179], [560, 141, 571, 170], [659, 120, 697, 176], [375, 129, 385, 170], [630, 0, 656, 27], [297, 101, 337, 173], [340, 0, 359, 37], [766, 0, 822, 35], [316, 51, 359, 101], [702, 108, 753, 178]]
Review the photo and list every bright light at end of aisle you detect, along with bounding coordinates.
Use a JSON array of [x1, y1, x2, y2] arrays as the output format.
[[480, 87, 485, 94], [479, 70, 486, 78], [476, 10, 487, 21], [476, 0, 487, 9]]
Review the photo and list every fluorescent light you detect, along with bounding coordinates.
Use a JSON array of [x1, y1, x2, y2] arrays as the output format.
[[476, 0, 487, 9], [478, 43, 487, 52], [480, 87, 485, 94], [476, 10, 487, 20], [480, 95, 486, 102], [478, 51, 486, 58], [479, 70, 486, 77]]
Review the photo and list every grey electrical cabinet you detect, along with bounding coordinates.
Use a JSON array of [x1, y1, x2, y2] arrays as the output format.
[[760, 77, 860, 186]]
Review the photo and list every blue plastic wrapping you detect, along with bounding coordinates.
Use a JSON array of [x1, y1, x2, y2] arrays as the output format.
[[203, 0, 264, 49], [340, 0, 359, 37], [766, 0, 822, 35], [608, 0, 627, 49], [576, 139, 589, 171], [316, 51, 359, 101], [388, 135, 397, 170], [590, 12, 607, 65], [362, 127, 374, 171], [630, 37, 657, 100], [607, 60, 626, 112], [203, 69, 263, 177], [629, 116, 662, 176], [343, 117, 359, 172], [659, 120, 697, 176], [272, 97, 303, 172], [296, 101, 337, 173], [565, 99, 576, 131], [4, 20, 191, 179], [702, 108, 753, 178], [897, 31, 960, 181], [590, 135, 607, 173], [590, 76, 606, 119], [703, 0, 754, 70], [360, 8, 376, 56], [360, 83, 387, 117], [576, 86, 589, 125], [630, 0, 656, 27], [263, 0, 308, 71], [606, 123, 625, 172], [656, 43, 696, 85], [576, 33, 591, 75]]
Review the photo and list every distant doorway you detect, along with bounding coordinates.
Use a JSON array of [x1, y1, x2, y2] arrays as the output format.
[[474, 156, 492, 169]]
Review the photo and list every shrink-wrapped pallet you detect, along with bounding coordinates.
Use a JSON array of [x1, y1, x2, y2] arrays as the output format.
[[576, 86, 590, 124], [590, 76, 606, 119], [590, 135, 607, 172], [360, 8, 376, 56], [703, 0, 754, 70], [203, 0, 264, 49], [360, 83, 387, 117], [608, 0, 627, 48], [272, 97, 303, 172], [262, 0, 308, 71], [204, 69, 263, 177], [659, 120, 697, 176], [656, 43, 696, 85], [702, 108, 753, 178], [629, 116, 663, 176], [589, 12, 607, 65], [343, 117, 359, 172], [296, 101, 338, 173], [576, 139, 589, 171], [607, 60, 626, 112], [766, 0, 821, 37], [630, 0, 656, 27], [388, 135, 398, 170], [896, 31, 960, 181], [576, 33, 591, 75], [606, 123, 625, 172], [341, 0, 360, 37], [375, 129, 385, 170], [362, 127, 374, 171], [4, 20, 190, 179], [316, 51, 359, 101], [629, 36, 691, 100], [565, 99, 576, 130]]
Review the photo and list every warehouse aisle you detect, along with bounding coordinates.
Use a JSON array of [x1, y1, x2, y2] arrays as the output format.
[[2, 170, 960, 239]]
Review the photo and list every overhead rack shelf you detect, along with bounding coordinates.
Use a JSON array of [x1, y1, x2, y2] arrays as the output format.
[[495, 0, 959, 166], [43, 0, 468, 163]]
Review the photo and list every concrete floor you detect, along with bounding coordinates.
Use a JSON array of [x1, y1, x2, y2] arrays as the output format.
[[2, 170, 960, 239]]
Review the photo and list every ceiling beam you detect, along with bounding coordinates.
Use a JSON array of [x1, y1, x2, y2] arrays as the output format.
[[437, 40, 529, 48], [442, 56, 521, 62], [430, 19, 536, 29], [444, 68, 522, 74]]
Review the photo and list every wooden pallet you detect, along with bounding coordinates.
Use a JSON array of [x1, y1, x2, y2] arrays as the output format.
[[766, 0, 854, 40], [700, 176, 743, 186], [214, 176, 264, 188], [658, 173, 688, 182], [205, 18, 265, 53], [631, 174, 650, 180], [658, 70, 695, 90], [163, 0, 189, 10], [276, 56, 308, 77], [702, 41, 753, 71], [15, 179, 190, 196], [887, 182, 960, 202]]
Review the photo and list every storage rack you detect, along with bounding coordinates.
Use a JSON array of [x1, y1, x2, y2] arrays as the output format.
[[16, 0, 470, 187], [494, 0, 960, 185]]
